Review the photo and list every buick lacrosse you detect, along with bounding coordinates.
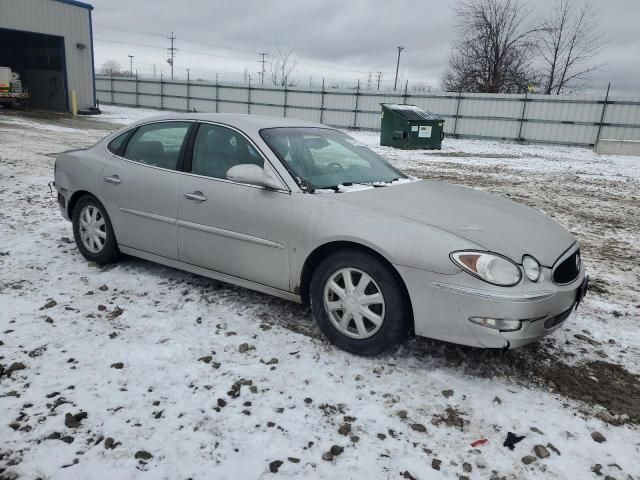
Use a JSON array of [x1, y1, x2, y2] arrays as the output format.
[[54, 113, 588, 355]]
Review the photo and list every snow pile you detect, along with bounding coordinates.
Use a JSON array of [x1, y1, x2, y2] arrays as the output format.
[[91, 105, 163, 125]]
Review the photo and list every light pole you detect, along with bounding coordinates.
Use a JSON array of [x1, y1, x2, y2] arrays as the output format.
[[128, 55, 134, 77], [394, 46, 404, 91]]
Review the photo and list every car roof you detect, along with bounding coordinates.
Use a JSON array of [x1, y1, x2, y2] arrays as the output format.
[[127, 112, 331, 133]]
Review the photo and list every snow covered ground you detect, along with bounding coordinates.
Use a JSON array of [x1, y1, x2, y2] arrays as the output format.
[[1, 105, 639, 480]]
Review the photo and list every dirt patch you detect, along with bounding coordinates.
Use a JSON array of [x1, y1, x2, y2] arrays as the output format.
[[431, 407, 467, 430], [407, 338, 640, 425]]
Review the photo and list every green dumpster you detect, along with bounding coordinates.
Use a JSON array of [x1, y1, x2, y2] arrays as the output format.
[[380, 103, 445, 150]]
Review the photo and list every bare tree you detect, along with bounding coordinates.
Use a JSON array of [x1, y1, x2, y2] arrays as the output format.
[[101, 60, 123, 77], [442, 0, 538, 93], [537, 0, 606, 94], [267, 46, 297, 87]]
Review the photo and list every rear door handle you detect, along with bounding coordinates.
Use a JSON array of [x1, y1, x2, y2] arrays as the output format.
[[103, 175, 122, 185], [184, 191, 207, 202]]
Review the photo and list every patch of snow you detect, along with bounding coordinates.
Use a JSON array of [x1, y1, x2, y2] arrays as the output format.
[[0, 115, 93, 134], [90, 104, 165, 125]]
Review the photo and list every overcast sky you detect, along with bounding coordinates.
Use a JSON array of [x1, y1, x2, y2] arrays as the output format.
[[91, 0, 639, 93]]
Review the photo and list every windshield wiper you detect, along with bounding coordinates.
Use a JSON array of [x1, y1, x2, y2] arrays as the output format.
[[317, 182, 384, 192], [296, 177, 316, 194]]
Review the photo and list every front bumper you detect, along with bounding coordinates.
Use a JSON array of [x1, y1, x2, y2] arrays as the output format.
[[395, 263, 587, 349]]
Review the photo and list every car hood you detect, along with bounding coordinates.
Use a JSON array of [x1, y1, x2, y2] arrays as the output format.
[[330, 180, 574, 267]]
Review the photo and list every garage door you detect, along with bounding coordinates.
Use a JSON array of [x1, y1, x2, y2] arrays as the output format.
[[0, 27, 67, 111]]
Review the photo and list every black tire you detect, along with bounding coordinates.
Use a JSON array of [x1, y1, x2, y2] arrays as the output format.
[[309, 249, 410, 356], [72, 195, 120, 264]]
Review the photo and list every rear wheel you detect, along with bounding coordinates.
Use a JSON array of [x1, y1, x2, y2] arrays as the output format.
[[310, 249, 410, 356], [72, 195, 120, 264]]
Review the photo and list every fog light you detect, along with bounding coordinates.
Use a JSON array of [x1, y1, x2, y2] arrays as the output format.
[[469, 317, 522, 332]]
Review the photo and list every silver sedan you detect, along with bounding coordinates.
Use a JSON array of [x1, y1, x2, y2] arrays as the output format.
[[54, 113, 588, 355]]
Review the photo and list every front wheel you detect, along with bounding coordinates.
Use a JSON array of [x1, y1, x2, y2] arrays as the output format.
[[72, 195, 120, 264], [309, 250, 410, 356]]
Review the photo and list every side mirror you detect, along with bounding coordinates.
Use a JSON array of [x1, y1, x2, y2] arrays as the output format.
[[226, 164, 283, 190]]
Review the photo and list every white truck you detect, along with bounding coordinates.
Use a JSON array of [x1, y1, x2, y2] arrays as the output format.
[[0, 67, 29, 108]]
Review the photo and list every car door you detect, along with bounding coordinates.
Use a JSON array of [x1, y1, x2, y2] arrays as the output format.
[[100, 121, 193, 260], [177, 122, 292, 291]]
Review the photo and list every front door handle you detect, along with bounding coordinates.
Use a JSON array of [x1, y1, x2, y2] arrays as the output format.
[[103, 175, 122, 185], [184, 191, 207, 202]]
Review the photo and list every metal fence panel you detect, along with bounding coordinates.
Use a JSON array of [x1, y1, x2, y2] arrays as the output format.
[[286, 107, 320, 123], [217, 101, 247, 114], [137, 94, 161, 109], [324, 93, 356, 111], [287, 91, 322, 108], [411, 96, 458, 117], [189, 84, 216, 100], [251, 104, 285, 117], [138, 80, 160, 95], [113, 79, 136, 93], [189, 98, 216, 112], [113, 92, 136, 105], [218, 87, 247, 102], [163, 83, 187, 97], [322, 110, 354, 127], [252, 88, 285, 106]]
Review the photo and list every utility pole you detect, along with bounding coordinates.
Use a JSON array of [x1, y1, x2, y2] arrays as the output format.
[[394, 46, 404, 90], [167, 32, 176, 79], [152, 63, 157, 79], [376, 71, 383, 90], [258, 52, 268, 85], [128, 55, 134, 77], [186, 68, 190, 82]]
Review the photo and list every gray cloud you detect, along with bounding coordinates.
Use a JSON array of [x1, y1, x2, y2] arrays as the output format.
[[91, 0, 639, 93]]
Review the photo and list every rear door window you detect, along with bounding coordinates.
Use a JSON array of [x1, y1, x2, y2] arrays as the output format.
[[124, 122, 191, 170], [107, 131, 130, 155]]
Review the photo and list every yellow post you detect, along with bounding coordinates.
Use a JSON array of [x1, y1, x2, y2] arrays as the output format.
[[70, 90, 78, 117]]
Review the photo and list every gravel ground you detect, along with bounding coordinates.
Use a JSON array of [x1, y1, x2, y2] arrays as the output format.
[[0, 106, 639, 480]]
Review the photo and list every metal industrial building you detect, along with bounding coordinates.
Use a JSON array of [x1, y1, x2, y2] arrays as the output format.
[[0, 0, 95, 111]]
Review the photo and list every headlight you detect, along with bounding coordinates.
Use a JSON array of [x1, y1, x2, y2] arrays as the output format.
[[522, 255, 540, 282], [450, 251, 522, 286]]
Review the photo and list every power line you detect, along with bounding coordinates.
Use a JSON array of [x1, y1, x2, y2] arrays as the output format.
[[258, 52, 268, 85], [167, 32, 176, 79], [93, 23, 379, 75]]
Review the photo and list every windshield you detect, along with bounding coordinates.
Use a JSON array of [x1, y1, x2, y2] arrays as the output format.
[[260, 127, 407, 190]]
